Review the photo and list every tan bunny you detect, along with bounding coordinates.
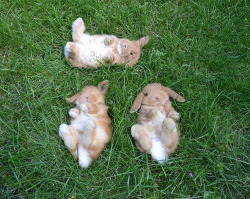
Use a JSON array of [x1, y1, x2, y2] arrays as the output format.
[[59, 80, 111, 168], [64, 18, 149, 68], [130, 83, 185, 164]]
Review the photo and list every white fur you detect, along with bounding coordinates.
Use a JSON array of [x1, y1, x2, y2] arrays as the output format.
[[78, 145, 91, 168], [76, 35, 115, 67], [135, 110, 170, 163], [147, 110, 166, 132], [59, 124, 76, 149], [96, 127, 108, 142], [71, 112, 90, 131], [64, 42, 70, 58], [65, 18, 121, 68], [150, 134, 167, 164], [84, 119, 96, 128], [131, 125, 138, 139], [80, 103, 88, 112], [59, 123, 68, 136], [69, 108, 79, 118]]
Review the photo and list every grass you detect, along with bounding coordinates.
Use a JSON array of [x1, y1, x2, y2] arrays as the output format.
[[0, 0, 249, 198]]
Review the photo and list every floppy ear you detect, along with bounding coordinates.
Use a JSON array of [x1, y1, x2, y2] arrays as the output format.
[[66, 93, 81, 103], [138, 35, 150, 47], [98, 80, 109, 94], [130, 92, 144, 113], [162, 87, 185, 102]]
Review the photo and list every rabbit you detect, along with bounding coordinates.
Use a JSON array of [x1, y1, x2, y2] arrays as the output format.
[[129, 83, 185, 164], [64, 18, 149, 68], [59, 80, 111, 168]]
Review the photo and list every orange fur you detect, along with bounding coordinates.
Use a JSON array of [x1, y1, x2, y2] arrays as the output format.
[[59, 80, 111, 168], [64, 18, 150, 68], [130, 83, 185, 163]]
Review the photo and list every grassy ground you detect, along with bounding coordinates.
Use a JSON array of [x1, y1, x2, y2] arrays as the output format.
[[0, 0, 249, 198]]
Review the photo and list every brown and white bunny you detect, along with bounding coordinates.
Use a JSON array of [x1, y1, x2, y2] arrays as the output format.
[[64, 18, 149, 68], [130, 83, 185, 164], [59, 80, 111, 168]]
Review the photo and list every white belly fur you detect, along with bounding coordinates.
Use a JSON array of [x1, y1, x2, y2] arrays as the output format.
[[148, 110, 167, 163], [71, 112, 108, 144], [71, 112, 90, 131], [77, 34, 114, 66]]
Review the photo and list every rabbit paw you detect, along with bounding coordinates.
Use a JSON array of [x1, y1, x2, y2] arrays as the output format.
[[69, 108, 80, 118], [104, 36, 113, 45], [80, 104, 89, 113], [64, 42, 75, 59], [162, 118, 176, 130], [59, 123, 69, 138], [103, 55, 113, 63], [168, 111, 179, 121], [131, 125, 142, 139], [146, 110, 158, 119]]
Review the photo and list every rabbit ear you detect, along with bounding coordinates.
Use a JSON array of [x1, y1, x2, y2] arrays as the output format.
[[66, 93, 81, 103], [98, 80, 109, 94], [130, 92, 144, 113], [138, 35, 150, 47], [162, 87, 185, 102]]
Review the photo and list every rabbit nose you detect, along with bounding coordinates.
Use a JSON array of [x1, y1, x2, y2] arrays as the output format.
[[85, 97, 89, 102], [155, 97, 160, 102]]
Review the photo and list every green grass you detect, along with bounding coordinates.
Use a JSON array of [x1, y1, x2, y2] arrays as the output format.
[[0, 0, 249, 198]]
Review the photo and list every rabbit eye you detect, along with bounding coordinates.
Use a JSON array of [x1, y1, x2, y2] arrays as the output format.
[[130, 53, 133, 55], [144, 93, 148, 96]]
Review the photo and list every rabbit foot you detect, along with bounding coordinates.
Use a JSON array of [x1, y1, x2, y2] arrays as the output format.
[[64, 42, 75, 59], [131, 125, 142, 139]]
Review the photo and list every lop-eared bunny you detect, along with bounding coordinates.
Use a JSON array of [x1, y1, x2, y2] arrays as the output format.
[[64, 18, 149, 68], [59, 80, 111, 168], [130, 83, 185, 164]]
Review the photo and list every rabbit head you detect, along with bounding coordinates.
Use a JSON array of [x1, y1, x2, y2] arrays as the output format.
[[130, 83, 185, 113], [66, 80, 109, 108], [118, 35, 150, 67]]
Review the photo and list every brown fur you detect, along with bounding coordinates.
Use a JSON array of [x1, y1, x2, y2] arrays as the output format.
[[64, 18, 149, 68], [130, 83, 185, 162], [59, 80, 111, 168]]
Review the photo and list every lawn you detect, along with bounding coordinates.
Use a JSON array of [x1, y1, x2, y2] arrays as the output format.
[[0, 0, 249, 198]]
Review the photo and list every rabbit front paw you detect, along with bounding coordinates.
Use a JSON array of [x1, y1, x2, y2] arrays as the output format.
[[103, 55, 112, 63], [80, 103, 89, 113], [146, 110, 158, 119], [104, 36, 113, 45], [69, 108, 80, 118], [168, 111, 179, 121]]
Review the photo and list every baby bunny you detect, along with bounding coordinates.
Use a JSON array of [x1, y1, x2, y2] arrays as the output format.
[[64, 18, 149, 68], [59, 80, 111, 168], [130, 83, 185, 164]]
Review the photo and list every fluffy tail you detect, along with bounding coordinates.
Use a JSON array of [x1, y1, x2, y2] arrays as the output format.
[[78, 145, 92, 169], [72, 18, 85, 42]]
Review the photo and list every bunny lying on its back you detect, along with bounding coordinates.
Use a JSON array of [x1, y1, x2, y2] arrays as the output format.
[[59, 80, 111, 168], [130, 83, 185, 164], [64, 18, 149, 68]]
